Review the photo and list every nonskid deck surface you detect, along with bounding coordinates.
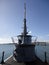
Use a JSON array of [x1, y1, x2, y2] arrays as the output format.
[[0, 56, 48, 65], [0, 56, 25, 65]]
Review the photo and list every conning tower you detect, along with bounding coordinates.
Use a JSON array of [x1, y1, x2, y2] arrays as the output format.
[[18, 3, 32, 45]]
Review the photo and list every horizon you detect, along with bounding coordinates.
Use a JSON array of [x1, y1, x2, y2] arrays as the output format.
[[0, 0, 49, 43]]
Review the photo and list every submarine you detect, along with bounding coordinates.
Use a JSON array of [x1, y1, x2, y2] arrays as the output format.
[[12, 3, 36, 62]]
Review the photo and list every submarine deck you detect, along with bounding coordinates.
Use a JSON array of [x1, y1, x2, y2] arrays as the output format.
[[0, 55, 48, 65]]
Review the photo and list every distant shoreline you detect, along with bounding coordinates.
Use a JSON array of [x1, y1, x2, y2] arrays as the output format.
[[0, 43, 14, 45], [0, 42, 49, 46]]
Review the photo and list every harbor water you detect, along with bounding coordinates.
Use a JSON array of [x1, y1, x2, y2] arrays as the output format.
[[0, 44, 15, 63], [35, 43, 49, 64], [0, 43, 49, 63]]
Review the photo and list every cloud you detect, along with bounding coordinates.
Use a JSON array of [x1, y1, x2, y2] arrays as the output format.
[[0, 37, 12, 44], [46, 34, 49, 37], [28, 31, 32, 34], [37, 34, 49, 42]]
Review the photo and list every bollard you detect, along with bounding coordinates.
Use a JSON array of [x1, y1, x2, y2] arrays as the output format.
[[45, 51, 47, 63], [1, 51, 5, 64]]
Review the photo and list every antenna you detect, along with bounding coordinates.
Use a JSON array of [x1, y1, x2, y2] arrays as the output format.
[[24, 3, 26, 19], [23, 3, 27, 36]]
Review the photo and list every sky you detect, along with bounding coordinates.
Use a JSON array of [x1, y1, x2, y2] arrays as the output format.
[[0, 0, 49, 43]]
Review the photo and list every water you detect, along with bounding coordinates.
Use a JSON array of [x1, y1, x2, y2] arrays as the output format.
[[0, 44, 15, 63], [35, 44, 49, 64], [0, 43, 49, 64]]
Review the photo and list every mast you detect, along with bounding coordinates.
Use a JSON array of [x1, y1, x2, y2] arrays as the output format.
[[22, 3, 27, 44], [23, 3, 27, 36]]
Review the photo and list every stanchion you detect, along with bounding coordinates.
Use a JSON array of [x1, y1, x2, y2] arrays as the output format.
[[1, 51, 5, 64]]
